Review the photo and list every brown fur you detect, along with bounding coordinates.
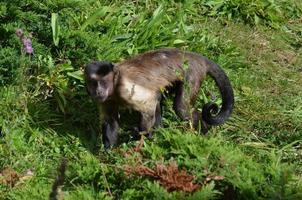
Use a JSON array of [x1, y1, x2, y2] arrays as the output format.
[[117, 49, 207, 93]]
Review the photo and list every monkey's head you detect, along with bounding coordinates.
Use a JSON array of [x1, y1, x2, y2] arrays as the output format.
[[85, 61, 116, 102]]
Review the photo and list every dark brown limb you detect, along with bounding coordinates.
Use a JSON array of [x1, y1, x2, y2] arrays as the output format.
[[101, 103, 119, 149]]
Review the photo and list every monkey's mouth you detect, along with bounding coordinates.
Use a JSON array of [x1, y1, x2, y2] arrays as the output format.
[[96, 96, 107, 102], [95, 90, 109, 102]]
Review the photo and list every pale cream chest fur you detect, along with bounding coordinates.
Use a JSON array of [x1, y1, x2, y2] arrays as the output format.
[[119, 77, 158, 113]]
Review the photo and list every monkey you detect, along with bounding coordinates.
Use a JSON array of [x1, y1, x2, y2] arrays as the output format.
[[85, 48, 234, 149]]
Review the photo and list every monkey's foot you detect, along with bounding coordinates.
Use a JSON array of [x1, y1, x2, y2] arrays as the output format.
[[139, 131, 153, 140]]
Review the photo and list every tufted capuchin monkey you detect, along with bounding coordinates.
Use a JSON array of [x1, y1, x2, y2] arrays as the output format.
[[85, 48, 234, 149]]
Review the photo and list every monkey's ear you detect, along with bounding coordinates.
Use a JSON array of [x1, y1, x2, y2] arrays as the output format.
[[111, 63, 118, 73], [112, 63, 119, 84]]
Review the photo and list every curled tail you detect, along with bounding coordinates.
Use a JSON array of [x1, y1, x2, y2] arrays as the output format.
[[201, 60, 234, 126]]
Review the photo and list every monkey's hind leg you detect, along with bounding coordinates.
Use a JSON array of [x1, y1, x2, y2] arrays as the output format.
[[173, 81, 191, 121], [173, 81, 209, 133]]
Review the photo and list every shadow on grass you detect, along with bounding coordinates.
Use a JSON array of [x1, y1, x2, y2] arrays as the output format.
[[27, 92, 141, 154]]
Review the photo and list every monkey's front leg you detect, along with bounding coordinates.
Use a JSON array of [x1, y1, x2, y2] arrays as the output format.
[[100, 104, 119, 149], [139, 110, 156, 139], [154, 100, 162, 127]]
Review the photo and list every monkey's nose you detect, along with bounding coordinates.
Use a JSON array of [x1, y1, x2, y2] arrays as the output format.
[[96, 90, 102, 96], [96, 90, 108, 102]]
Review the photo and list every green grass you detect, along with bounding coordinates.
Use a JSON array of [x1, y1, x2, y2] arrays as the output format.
[[1, 0, 302, 199]]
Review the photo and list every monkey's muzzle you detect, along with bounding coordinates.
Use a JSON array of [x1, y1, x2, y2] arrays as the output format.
[[95, 90, 109, 102]]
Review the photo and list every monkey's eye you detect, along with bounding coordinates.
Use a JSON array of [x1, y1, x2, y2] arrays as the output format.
[[89, 80, 97, 87], [99, 80, 107, 87]]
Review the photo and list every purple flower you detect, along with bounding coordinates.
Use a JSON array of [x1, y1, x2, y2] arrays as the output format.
[[16, 28, 34, 55], [22, 38, 33, 54], [25, 45, 34, 54]]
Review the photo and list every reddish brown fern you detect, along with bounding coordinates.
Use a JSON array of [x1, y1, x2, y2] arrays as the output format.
[[124, 161, 200, 192]]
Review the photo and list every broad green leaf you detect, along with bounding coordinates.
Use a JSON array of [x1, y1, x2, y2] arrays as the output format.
[[173, 39, 185, 44], [67, 70, 84, 82], [81, 6, 111, 31], [254, 14, 260, 25], [51, 13, 60, 46]]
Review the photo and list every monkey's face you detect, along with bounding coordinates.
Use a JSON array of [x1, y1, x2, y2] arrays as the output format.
[[85, 61, 115, 102]]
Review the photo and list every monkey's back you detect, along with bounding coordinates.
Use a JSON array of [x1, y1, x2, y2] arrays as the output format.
[[117, 48, 207, 92]]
